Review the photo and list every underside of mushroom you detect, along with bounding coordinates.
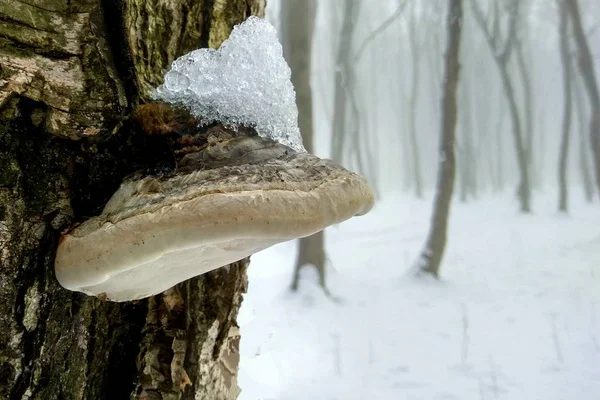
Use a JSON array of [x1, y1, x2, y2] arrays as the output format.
[[54, 120, 374, 301]]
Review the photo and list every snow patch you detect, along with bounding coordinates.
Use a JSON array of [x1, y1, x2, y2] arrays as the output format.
[[154, 17, 305, 152], [239, 191, 600, 400]]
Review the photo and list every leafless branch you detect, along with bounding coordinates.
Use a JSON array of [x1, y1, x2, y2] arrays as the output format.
[[352, 0, 408, 63]]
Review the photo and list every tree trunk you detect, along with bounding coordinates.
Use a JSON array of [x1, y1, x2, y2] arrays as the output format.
[[281, 0, 327, 293], [573, 67, 595, 202], [565, 0, 600, 195], [291, 231, 327, 292], [487, 94, 506, 192], [330, 0, 357, 164], [0, 1, 265, 399], [407, 5, 424, 199], [398, 75, 414, 192], [515, 39, 535, 187], [470, 0, 531, 212], [416, 0, 463, 278], [558, 0, 572, 212], [498, 65, 532, 212], [458, 72, 477, 202], [458, 80, 469, 202]]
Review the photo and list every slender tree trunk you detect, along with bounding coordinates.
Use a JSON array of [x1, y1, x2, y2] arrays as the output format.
[[573, 68, 595, 202], [558, 0, 573, 212], [416, 0, 463, 278], [427, 24, 443, 122], [407, 8, 424, 199], [470, 43, 495, 192], [470, 0, 531, 212], [0, 2, 265, 399], [495, 100, 506, 192], [565, 0, 600, 195], [347, 72, 369, 181], [281, 0, 327, 293], [462, 74, 478, 200], [458, 76, 471, 202], [291, 231, 327, 291], [359, 49, 380, 195], [536, 104, 547, 189], [498, 66, 532, 212], [516, 39, 535, 186], [398, 75, 414, 192], [331, 0, 357, 164]]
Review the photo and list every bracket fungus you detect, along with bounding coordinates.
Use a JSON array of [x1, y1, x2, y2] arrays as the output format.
[[55, 122, 374, 301], [55, 17, 374, 301]]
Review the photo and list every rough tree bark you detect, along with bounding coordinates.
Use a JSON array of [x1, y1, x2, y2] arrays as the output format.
[[558, 0, 573, 212], [280, 0, 327, 292], [0, 1, 265, 399], [565, 0, 600, 195], [416, 0, 463, 278]]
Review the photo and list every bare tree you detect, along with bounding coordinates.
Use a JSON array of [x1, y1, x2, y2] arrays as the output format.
[[513, 1, 536, 187], [457, 72, 478, 201], [558, 0, 573, 212], [515, 38, 536, 186], [0, 2, 265, 399], [415, 0, 463, 278], [494, 100, 507, 192], [331, 0, 358, 164], [565, 0, 600, 195], [573, 66, 596, 202], [470, 0, 532, 212], [349, 0, 409, 194], [281, 0, 327, 292], [406, 0, 426, 198]]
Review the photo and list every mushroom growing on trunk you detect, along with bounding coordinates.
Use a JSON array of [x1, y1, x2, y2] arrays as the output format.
[[55, 116, 373, 301], [54, 17, 375, 302]]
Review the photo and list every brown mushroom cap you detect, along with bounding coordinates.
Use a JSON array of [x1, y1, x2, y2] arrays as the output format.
[[55, 133, 374, 301]]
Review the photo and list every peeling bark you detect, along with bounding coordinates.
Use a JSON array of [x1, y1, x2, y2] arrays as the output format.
[[0, 1, 265, 399]]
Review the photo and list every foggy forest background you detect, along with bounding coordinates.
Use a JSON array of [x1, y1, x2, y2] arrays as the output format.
[[276, 0, 600, 207], [270, 0, 600, 281], [238, 1, 600, 399]]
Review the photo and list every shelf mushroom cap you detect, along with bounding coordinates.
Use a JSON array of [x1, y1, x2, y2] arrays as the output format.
[[55, 133, 374, 302]]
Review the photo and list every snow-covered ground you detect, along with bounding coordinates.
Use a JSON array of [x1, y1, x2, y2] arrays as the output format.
[[238, 190, 600, 400]]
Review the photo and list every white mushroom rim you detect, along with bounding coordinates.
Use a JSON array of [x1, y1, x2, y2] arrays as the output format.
[[55, 154, 374, 302]]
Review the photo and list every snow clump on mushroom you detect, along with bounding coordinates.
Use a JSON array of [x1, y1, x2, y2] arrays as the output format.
[[154, 17, 305, 153]]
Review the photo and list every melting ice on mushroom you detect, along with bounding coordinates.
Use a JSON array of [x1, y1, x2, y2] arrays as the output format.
[[154, 16, 305, 153], [55, 17, 374, 302]]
